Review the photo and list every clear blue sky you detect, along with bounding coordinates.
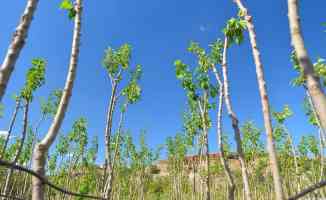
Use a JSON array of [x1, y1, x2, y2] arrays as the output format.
[[0, 1, 325, 161]]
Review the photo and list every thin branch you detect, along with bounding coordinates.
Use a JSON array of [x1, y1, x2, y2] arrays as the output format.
[[288, 180, 326, 200], [0, 159, 105, 200], [0, 194, 24, 200]]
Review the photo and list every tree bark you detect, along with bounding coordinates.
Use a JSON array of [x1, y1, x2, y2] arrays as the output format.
[[211, 64, 235, 200], [220, 37, 252, 200], [31, 1, 82, 199], [288, 0, 326, 133], [0, 98, 21, 158], [1, 100, 29, 199], [198, 94, 211, 200], [103, 82, 118, 199], [0, 0, 39, 101], [233, 1, 285, 199]]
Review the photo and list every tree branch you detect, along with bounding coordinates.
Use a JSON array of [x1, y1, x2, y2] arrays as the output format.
[[288, 180, 326, 200], [0, 159, 105, 200]]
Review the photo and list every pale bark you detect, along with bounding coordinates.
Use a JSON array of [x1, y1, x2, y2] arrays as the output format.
[[103, 82, 118, 198], [211, 64, 235, 200], [288, 0, 326, 133], [220, 37, 251, 200], [0, 98, 21, 158], [233, 1, 285, 199], [0, 0, 39, 101], [2, 100, 29, 199], [31, 1, 82, 199], [104, 102, 127, 198], [198, 95, 211, 200]]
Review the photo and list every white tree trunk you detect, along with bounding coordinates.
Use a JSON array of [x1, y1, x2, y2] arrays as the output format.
[[288, 0, 326, 134], [211, 64, 236, 200], [234, 1, 284, 199], [31, 1, 82, 199], [0, 0, 39, 101], [220, 37, 252, 200]]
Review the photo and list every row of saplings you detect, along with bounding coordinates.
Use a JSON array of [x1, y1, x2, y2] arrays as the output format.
[[0, 0, 325, 199]]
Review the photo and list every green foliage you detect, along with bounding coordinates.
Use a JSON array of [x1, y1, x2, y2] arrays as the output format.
[[223, 18, 247, 45], [241, 121, 264, 159], [291, 51, 326, 87], [272, 105, 293, 124], [21, 59, 46, 101], [103, 44, 131, 77], [122, 82, 141, 104], [86, 136, 98, 163], [303, 97, 319, 126], [174, 41, 221, 104], [0, 103, 4, 118], [68, 118, 88, 157], [166, 133, 189, 160], [298, 135, 319, 157], [40, 89, 62, 117], [19, 127, 35, 165], [183, 109, 201, 140], [273, 125, 287, 152], [313, 58, 326, 86], [209, 40, 224, 65], [124, 132, 161, 170], [60, 0, 76, 20]]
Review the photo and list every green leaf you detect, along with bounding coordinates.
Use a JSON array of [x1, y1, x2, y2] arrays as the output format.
[[60, 0, 73, 10], [68, 8, 77, 20]]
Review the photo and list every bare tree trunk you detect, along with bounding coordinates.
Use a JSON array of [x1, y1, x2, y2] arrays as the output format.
[[0, 98, 21, 158], [0, 0, 39, 101], [288, 0, 326, 133], [220, 36, 251, 200], [282, 125, 301, 192], [103, 82, 118, 199], [233, 1, 285, 199], [104, 103, 127, 199], [31, 1, 82, 199], [211, 64, 236, 200], [2, 100, 29, 199], [198, 94, 211, 200]]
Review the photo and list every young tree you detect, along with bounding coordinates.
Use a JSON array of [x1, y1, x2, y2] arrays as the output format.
[[0, 96, 21, 158], [31, 0, 82, 199], [175, 44, 220, 199], [233, 1, 285, 199], [102, 44, 142, 199], [2, 58, 46, 199], [0, 0, 40, 101], [288, 0, 326, 133], [220, 18, 252, 200], [213, 62, 236, 200]]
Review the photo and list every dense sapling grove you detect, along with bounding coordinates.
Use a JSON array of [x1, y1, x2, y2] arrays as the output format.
[[0, 0, 325, 199]]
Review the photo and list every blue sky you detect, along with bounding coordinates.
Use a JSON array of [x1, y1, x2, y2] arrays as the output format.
[[0, 1, 325, 161]]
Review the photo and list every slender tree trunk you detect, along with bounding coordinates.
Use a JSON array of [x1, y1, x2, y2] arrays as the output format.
[[211, 64, 236, 200], [0, 0, 39, 101], [2, 100, 29, 199], [31, 1, 82, 199], [104, 103, 127, 199], [220, 36, 251, 200], [318, 128, 325, 180], [103, 82, 118, 198], [282, 125, 301, 192], [288, 0, 326, 133], [233, 1, 285, 199], [198, 94, 211, 200], [0, 98, 21, 158]]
